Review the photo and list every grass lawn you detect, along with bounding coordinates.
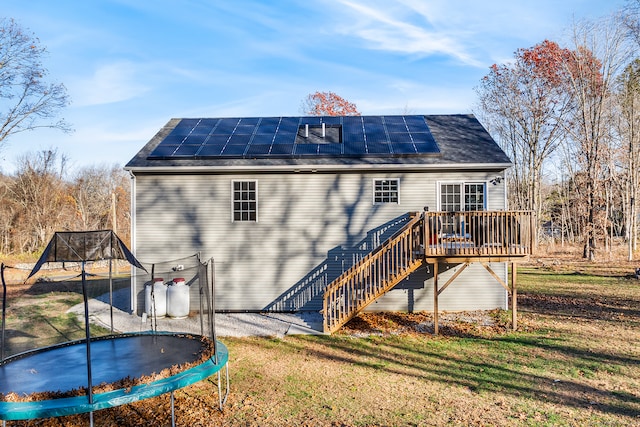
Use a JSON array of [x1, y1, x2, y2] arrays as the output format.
[[2, 261, 640, 426]]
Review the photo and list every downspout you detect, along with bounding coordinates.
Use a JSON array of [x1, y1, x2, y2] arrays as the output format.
[[128, 170, 137, 314], [502, 170, 509, 310]]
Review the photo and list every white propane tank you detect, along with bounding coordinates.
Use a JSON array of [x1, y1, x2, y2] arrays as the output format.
[[167, 278, 189, 318], [145, 278, 167, 318]]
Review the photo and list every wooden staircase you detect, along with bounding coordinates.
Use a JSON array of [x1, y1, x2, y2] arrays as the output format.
[[322, 212, 425, 334]]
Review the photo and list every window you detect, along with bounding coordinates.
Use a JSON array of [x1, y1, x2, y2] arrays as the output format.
[[439, 182, 485, 234], [464, 183, 485, 211], [439, 183, 485, 211], [232, 181, 257, 222], [374, 179, 399, 204], [440, 184, 462, 212]]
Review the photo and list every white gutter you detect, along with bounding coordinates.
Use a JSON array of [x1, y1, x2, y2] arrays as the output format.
[[128, 170, 138, 314], [124, 162, 512, 174]]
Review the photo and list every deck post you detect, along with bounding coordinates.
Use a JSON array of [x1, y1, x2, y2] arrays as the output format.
[[511, 262, 517, 331], [433, 262, 439, 335]]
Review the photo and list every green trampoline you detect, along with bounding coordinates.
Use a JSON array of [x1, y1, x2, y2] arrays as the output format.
[[0, 231, 229, 426], [0, 332, 229, 421]]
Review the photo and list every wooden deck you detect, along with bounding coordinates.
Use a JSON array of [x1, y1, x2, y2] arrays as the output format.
[[322, 210, 533, 334]]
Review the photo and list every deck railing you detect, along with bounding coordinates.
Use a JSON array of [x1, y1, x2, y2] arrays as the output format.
[[322, 213, 425, 333], [423, 210, 533, 257]]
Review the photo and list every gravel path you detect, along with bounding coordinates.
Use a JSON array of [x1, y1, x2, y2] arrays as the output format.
[[67, 288, 325, 338]]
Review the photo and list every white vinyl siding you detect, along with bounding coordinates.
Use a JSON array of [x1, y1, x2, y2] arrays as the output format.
[[132, 170, 507, 313]]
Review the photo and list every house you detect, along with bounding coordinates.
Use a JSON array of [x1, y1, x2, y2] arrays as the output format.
[[125, 114, 532, 332]]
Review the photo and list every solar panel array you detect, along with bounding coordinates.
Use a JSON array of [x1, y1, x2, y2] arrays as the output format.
[[147, 115, 440, 159]]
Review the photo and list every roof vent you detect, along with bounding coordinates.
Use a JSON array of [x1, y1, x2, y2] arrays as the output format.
[[296, 124, 342, 144]]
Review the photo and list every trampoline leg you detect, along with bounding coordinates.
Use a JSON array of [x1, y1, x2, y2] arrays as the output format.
[[89, 411, 94, 427], [171, 391, 175, 427], [217, 361, 230, 411]]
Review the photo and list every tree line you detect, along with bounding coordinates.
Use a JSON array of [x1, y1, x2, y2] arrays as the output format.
[[475, 5, 640, 260], [0, 149, 130, 255]]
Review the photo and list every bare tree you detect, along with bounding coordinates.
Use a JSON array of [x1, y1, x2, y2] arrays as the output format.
[[301, 91, 360, 116], [8, 148, 74, 252], [615, 59, 640, 260], [0, 172, 17, 253], [561, 15, 632, 260], [0, 18, 70, 154], [69, 164, 131, 241]]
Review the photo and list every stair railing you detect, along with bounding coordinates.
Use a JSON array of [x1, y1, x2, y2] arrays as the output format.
[[322, 212, 425, 333]]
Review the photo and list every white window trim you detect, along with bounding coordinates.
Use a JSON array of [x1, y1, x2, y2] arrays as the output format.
[[231, 180, 258, 222], [372, 178, 400, 205], [436, 180, 487, 211]]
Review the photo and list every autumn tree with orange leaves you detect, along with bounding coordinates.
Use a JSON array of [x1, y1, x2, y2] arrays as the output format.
[[301, 91, 360, 116]]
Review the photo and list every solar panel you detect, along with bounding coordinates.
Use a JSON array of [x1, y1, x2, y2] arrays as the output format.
[[197, 144, 224, 156], [273, 133, 296, 144], [388, 132, 413, 144], [228, 134, 252, 145], [364, 122, 384, 134], [246, 144, 271, 156], [238, 117, 260, 125], [206, 134, 230, 145], [277, 118, 300, 134], [147, 115, 440, 160], [385, 122, 408, 133], [175, 118, 200, 128], [251, 134, 275, 145], [161, 134, 187, 145], [321, 116, 342, 125], [343, 141, 366, 156], [364, 132, 387, 144], [234, 124, 257, 134], [414, 142, 439, 153], [294, 144, 318, 155], [411, 129, 439, 154], [215, 118, 240, 133], [363, 115, 382, 122], [301, 116, 322, 125], [392, 143, 417, 154], [192, 124, 214, 135], [367, 143, 391, 154], [270, 144, 294, 155], [173, 144, 202, 156], [318, 143, 343, 155], [149, 144, 179, 157], [257, 122, 278, 134], [219, 144, 246, 156], [182, 134, 208, 145]]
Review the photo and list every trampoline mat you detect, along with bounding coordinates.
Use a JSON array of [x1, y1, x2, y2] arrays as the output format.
[[0, 333, 207, 396]]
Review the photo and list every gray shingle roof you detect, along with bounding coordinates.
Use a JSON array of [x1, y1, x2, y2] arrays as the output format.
[[125, 114, 511, 170]]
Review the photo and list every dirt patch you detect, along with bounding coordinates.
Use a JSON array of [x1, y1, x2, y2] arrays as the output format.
[[340, 309, 516, 338]]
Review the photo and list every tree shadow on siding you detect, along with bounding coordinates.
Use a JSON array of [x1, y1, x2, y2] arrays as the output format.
[[263, 213, 413, 312]]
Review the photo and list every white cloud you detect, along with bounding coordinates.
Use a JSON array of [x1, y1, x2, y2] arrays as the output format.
[[71, 61, 151, 107], [331, 0, 482, 66]]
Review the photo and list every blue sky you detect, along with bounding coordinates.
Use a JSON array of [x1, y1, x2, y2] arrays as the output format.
[[1, 0, 627, 174]]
